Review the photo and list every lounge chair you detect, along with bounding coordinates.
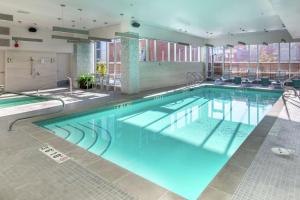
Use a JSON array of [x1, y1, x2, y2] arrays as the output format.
[[214, 70, 232, 85], [261, 77, 271, 87], [292, 78, 300, 89], [234, 76, 242, 84]]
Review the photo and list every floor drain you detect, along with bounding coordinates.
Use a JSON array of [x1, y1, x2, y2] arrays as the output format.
[[271, 147, 293, 156]]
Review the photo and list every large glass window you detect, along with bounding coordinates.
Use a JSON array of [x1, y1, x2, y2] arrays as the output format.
[[157, 40, 168, 62], [224, 47, 231, 73], [170, 43, 175, 62], [176, 44, 185, 62], [139, 39, 147, 62], [108, 39, 121, 75], [232, 45, 249, 77], [290, 42, 300, 76], [259, 43, 279, 78], [191, 46, 200, 62], [280, 43, 289, 78], [213, 46, 223, 77], [149, 39, 156, 62], [249, 45, 258, 74]]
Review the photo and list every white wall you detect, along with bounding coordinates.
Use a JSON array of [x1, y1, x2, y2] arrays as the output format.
[[0, 24, 73, 53], [129, 24, 207, 46], [0, 50, 4, 85], [5, 50, 58, 92], [89, 24, 128, 39], [139, 62, 205, 91], [56, 53, 71, 81], [0, 24, 74, 91]]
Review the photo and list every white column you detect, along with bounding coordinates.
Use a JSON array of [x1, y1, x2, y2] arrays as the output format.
[[120, 36, 140, 94]]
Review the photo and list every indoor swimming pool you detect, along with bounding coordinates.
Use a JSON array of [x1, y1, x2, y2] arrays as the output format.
[[0, 94, 46, 108], [36, 86, 282, 199]]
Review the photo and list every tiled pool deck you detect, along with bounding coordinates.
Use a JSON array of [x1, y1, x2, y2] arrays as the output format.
[[0, 84, 299, 200]]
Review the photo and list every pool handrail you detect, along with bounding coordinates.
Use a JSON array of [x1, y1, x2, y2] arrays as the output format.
[[282, 75, 300, 99], [7, 91, 65, 131]]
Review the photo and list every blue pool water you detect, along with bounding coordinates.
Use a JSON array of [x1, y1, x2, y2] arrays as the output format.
[[0, 95, 46, 108], [36, 86, 281, 199]]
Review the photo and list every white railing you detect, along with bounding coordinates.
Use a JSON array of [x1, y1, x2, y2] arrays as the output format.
[[186, 72, 205, 87]]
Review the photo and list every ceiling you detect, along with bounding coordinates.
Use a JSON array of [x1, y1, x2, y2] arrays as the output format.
[[0, 0, 296, 38]]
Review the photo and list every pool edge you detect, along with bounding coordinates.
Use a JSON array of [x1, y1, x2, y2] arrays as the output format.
[[198, 95, 284, 200]]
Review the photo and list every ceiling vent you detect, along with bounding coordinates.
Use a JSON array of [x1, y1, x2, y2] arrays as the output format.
[[28, 27, 37, 33]]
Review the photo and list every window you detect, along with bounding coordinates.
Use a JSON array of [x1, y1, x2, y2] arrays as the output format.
[[176, 44, 185, 62], [170, 43, 175, 62], [95, 41, 107, 63], [149, 39, 156, 62], [157, 40, 168, 62], [290, 42, 300, 76], [280, 43, 289, 77], [232, 45, 249, 77], [139, 39, 147, 62], [224, 47, 231, 72], [191, 46, 199, 62], [259, 43, 279, 78], [249, 45, 258, 73], [108, 39, 121, 75], [186, 46, 190, 62], [213, 46, 223, 76]]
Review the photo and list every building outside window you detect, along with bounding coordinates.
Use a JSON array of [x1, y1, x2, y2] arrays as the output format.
[[259, 43, 279, 79], [157, 40, 168, 62]]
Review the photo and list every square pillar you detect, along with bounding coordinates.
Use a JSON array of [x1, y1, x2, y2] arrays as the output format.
[[120, 36, 140, 94]]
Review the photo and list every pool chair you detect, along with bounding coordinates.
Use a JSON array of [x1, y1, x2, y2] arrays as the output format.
[[272, 71, 287, 89], [214, 71, 232, 85], [292, 77, 300, 89], [260, 77, 271, 87], [234, 76, 242, 84]]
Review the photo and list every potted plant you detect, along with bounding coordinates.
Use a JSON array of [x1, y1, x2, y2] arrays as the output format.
[[77, 74, 95, 89]]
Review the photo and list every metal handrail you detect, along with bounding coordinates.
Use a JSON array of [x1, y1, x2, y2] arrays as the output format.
[[8, 92, 65, 131], [282, 75, 300, 99], [186, 72, 205, 87]]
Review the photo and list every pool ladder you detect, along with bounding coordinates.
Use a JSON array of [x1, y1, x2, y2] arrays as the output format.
[[282, 76, 300, 99]]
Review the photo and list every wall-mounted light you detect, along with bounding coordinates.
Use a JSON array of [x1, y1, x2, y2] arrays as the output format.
[[205, 44, 214, 47], [280, 38, 287, 43], [226, 44, 234, 48], [238, 41, 246, 46]]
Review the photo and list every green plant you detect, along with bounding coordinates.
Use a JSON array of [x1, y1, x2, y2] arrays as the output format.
[[77, 74, 95, 89]]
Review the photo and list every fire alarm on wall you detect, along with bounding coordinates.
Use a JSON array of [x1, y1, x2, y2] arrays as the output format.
[[14, 40, 19, 48]]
